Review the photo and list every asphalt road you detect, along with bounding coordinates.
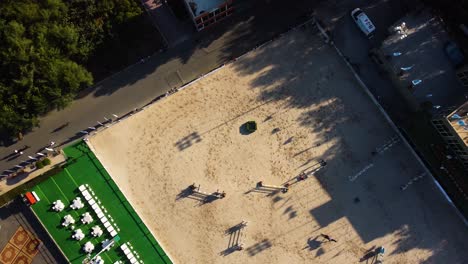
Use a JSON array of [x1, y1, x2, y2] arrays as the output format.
[[316, 0, 414, 123], [0, 0, 411, 177], [0, 0, 317, 175]]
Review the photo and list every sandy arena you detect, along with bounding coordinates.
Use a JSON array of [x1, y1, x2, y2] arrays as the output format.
[[88, 29, 468, 263]]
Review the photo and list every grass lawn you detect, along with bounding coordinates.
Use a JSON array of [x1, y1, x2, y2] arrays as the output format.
[[30, 141, 171, 264]]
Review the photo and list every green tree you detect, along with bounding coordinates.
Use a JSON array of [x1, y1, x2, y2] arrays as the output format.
[[0, 0, 92, 140], [0, 0, 148, 141]]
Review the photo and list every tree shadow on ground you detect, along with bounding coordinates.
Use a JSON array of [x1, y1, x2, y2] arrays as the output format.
[[0, 0, 322, 153], [5, 171, 32, 186], [227, 21, 468, 263], [80, 0, 320, 99]]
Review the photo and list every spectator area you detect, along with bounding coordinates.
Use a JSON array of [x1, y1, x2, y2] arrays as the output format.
[[29, 141, 171, 264]]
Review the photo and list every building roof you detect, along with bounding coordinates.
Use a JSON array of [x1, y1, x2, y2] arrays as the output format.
[[447, 101, 468, 147], [185, 0, 227, 17]]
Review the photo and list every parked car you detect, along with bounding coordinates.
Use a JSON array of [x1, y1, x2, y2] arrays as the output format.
[[351, 8, 376, 38], [444, 41, 465, 68]]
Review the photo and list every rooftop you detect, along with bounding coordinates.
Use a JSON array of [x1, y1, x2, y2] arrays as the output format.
[[447, 100, 468, 147], [185, 0, 227, 17]]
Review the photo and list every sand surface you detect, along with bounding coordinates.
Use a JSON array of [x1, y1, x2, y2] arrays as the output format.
[[89, 29, 468, 263]]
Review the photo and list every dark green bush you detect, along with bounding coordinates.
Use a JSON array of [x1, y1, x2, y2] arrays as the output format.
[[246, 121, 257, 132], [43, 158, 51, 166], [0, 165, 64, 207], [36, 160, 44, 169]]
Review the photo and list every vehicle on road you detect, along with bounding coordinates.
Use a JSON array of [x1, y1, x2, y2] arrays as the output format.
[[351, 8, 376, 38], [444, 41, 465, 68]]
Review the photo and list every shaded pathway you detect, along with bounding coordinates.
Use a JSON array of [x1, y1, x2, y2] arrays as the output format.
[[141, 0, 194, 47]]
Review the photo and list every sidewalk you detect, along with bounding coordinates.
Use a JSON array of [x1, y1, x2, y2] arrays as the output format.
[[141, 0, 194, 47], [0, 154, 66, 196], [0, 0, 318, 176]]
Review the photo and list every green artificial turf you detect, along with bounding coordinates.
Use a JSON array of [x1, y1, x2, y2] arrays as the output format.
[[30, 141, 171, 264]]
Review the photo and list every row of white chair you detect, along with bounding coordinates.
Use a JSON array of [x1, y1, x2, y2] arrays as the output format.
[[120, 242, 141, 264], [79, 184, 119, 237]]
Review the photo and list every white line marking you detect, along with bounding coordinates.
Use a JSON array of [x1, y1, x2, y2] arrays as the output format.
[[349, 163, 374, 182]]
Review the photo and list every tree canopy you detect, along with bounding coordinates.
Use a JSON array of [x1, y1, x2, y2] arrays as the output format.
[[0, 0, 144, 142]]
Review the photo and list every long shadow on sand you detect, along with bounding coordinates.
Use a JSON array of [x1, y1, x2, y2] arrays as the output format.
[[226, 14, 468, 263]]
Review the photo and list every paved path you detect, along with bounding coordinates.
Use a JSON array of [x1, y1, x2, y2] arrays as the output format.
[[315, 0, 414, 124], [141, 0, 194, 47], [0, 0, 316, 175], [0, 0, 426, 189], [0, 154, 65, 196]]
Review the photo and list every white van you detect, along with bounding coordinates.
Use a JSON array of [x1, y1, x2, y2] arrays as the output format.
[[351, 8, 376, 38]]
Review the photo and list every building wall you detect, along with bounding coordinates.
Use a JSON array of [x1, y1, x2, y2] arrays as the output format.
[[456, 65, 468, 87], [431, 117, 468, 168], [184, 0, 234, 31]]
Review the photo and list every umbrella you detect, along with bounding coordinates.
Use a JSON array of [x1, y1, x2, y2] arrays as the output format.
[[91, 226, 103, 237], [82, 212, 93, 224], [53, 200, 65, 211], [65, 215, 75, 223], [73, 229, 85, 241], [71, 198, 84, 210], [93, 256, 104, 264], [83, 241, 94, 253], [63, 214, 75, 226]]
